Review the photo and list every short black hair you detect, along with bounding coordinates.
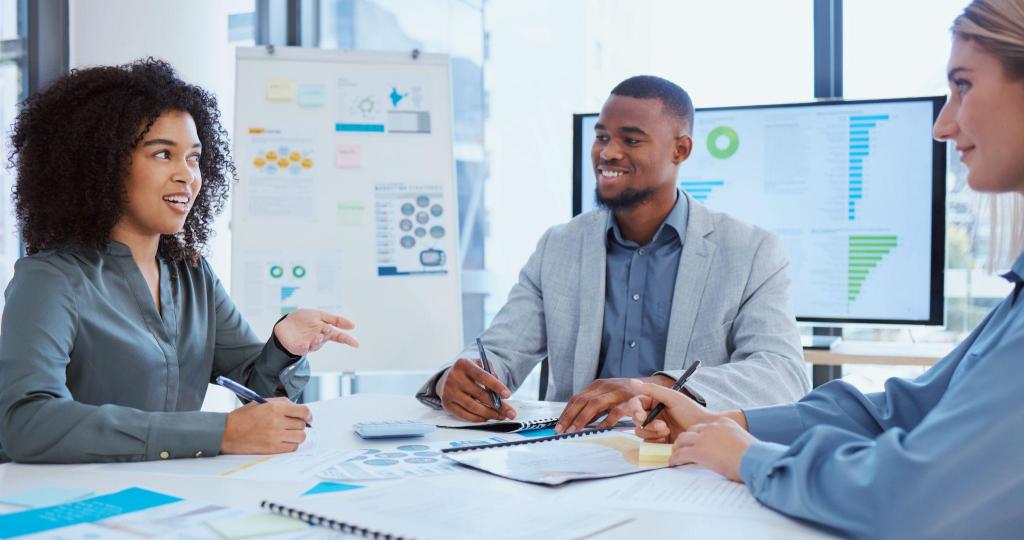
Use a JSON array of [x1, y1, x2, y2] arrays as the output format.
[[8, 57, 235, 264], [610, 75, 694, 134]]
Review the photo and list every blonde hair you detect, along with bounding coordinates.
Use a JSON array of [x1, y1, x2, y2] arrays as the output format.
[[953, 0, 1024, 269]]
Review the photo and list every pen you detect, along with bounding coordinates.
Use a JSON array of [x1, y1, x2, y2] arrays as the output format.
[[475, 337, 502, 412], [215, 375, 311, 428], [640, 360, 701, 429]]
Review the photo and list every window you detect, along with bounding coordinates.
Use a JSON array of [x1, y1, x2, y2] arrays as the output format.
[[844, 0, 969, 101], [0, 0, 25, 310]]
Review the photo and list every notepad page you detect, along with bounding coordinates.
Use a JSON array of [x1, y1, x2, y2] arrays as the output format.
[[270, 475, 632, 540], [556, 466, 774, 517]]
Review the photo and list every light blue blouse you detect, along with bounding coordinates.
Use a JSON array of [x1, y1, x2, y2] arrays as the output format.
[[0, 242, 309, 463], [739, 251, 1024, 538]]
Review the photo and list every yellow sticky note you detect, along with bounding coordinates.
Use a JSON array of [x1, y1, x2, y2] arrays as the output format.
[[266, 79, 296, 101], [638, 442, 673, 467], [206, 512, 308, 539]]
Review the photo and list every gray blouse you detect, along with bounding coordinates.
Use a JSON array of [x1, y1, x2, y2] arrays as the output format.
[[0, 242, 309, 463]]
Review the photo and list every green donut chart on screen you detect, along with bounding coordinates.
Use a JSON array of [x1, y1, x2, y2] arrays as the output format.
[[707, 125, 739, 159]]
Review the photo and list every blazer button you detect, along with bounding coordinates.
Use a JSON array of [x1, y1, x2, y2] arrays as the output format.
[[194, 450, 204, 458], [159, 451, 170, 459]]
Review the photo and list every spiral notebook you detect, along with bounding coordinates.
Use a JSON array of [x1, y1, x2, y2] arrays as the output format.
[[430, 400, 564, 433], [441, 428, 671, 485], [260, 476, 632, 540]]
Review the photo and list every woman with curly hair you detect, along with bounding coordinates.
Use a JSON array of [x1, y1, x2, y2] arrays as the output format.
[[629, 1, 1024, 537], [0, 58, 358, 463]]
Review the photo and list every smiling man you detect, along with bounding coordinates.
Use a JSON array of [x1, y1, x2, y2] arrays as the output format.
[[417, 76, 809, 429]]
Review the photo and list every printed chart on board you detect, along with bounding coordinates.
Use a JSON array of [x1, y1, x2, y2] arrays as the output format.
[[232, 47, 463, 371]]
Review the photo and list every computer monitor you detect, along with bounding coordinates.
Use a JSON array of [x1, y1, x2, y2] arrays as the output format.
[[573, 96, 946, 325]]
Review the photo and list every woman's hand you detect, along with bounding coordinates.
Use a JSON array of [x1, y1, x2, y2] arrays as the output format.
[[670, 417, 757, 482], [221, 397, 312, 454], [630, 379, 718, 443], [273, 309, 358, 356]]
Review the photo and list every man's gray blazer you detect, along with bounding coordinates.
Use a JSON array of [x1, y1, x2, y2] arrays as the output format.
[[417, 193, 810, 411]]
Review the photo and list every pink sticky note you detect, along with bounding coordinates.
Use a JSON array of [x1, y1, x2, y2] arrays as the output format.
[[335, 144, 362, 169]]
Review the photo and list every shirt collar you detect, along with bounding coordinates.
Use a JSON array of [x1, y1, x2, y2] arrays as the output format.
[[1001, 250, 1024, 284], [102, 241, 135, 257], [606, 189, 689, 248]]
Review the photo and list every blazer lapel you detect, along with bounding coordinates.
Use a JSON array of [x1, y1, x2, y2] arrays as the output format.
[[573, 210, 609, 393], [664, 194, 717, 372]]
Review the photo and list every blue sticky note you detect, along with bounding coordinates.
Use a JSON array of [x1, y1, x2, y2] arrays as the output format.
[[0, 487, 93, 508], [0, 487, 181, 538], [302, 482, 365, 496], [520, 427, 557, 438], [297, 84, 326, 107]]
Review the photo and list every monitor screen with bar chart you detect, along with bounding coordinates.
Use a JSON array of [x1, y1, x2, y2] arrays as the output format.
[[572, 97, 945, 325]]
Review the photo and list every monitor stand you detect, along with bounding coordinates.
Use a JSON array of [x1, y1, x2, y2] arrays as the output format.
[[810, 327, 843, 387]]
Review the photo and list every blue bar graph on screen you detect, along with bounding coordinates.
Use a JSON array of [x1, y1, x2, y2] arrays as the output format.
[[848, 113, 889, 220], [679, 180, 725, 203]]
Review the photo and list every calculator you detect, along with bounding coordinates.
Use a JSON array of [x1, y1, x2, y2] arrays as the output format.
[[353, 420, 437, 439]]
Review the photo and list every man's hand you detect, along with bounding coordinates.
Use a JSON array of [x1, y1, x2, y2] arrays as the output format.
[[670, 417, 757, 482], [221, 397, 312, 454], [554, 375, 676, 434], [440, 358, 517, 422]]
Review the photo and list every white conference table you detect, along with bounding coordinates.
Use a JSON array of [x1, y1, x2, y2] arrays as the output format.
[[0, 395, 833, 539]]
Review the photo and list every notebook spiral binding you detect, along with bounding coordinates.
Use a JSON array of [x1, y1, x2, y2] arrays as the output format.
[[440, 427, 614, 453], [260, 500, 409, 540], [521, 417, 558, 428]]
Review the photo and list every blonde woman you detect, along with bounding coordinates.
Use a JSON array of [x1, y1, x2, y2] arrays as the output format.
[[630, 1, 1024, 537]]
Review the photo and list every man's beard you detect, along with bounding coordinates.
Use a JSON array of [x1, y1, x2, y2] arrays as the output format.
[[594, 186, 656, 211]]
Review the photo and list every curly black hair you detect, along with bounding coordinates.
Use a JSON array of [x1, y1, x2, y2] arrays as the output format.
[[8, 57, 235, 264]]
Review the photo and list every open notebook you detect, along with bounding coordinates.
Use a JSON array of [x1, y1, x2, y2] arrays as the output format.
[[442, 428, 673, 485], [425, 400, 566, 433], [261, 476, 632, 539]]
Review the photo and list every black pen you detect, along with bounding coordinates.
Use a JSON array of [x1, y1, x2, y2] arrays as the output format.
[[640, 360, 701, 429], [475, 337, 502, 412], [215, 375, 312, 428]]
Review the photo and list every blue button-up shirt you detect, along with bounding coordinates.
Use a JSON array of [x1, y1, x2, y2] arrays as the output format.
[[598, 191, 688, 379], [738, 251, 1024, 539]]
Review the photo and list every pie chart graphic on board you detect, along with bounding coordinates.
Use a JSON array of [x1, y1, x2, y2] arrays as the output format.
[[707, 125, 739, 159]]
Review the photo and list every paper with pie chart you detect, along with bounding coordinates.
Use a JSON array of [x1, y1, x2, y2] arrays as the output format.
[[374, 182, 453, 277], [246, 128, 316, 219], [316, 437, 517, 481]]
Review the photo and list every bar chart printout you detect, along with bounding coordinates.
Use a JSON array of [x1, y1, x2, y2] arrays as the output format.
[[848, 114, 889, 221], [848, 235, 898, 304]]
